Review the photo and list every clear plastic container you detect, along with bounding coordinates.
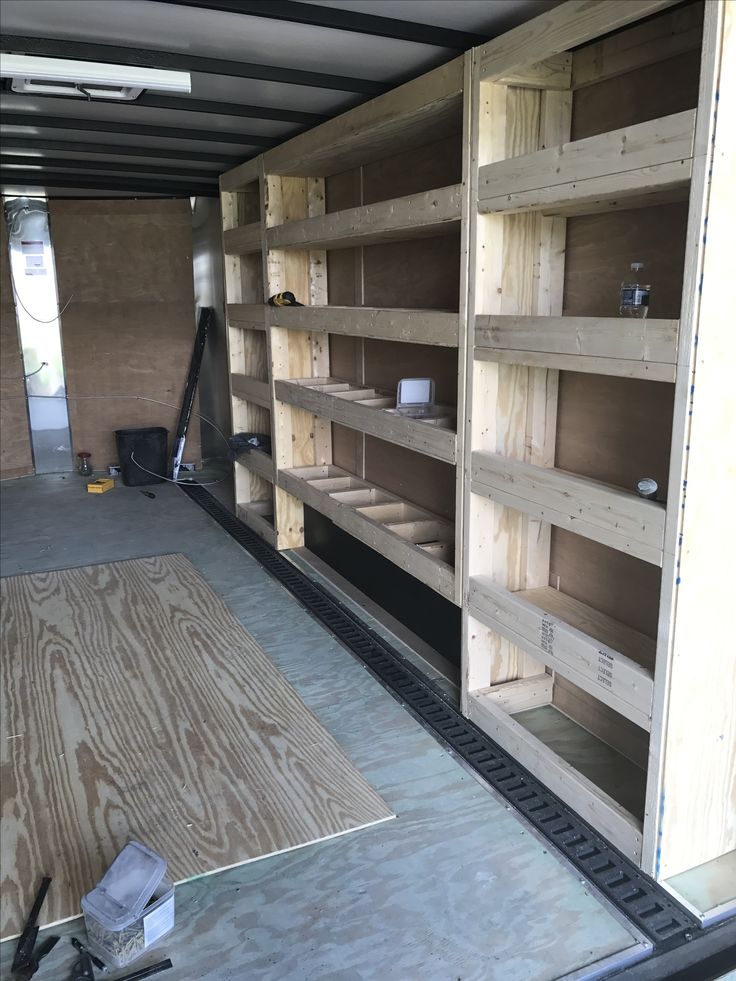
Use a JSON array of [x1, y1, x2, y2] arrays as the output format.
[[81, 841, 175, 969], [620, 261, 651, 318]]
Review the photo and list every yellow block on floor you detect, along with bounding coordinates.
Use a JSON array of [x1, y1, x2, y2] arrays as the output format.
[[87, 477, 114, 494]]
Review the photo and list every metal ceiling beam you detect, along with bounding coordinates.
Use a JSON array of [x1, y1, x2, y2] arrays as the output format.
[[1, 136, 240, 164], [0, 170, 218, 196], [0, 34, 386, 94], [2, 111, 278, 146], [153, 0, 487, 49], [0, 81, 328, 125], [0, 155, 220, 181]]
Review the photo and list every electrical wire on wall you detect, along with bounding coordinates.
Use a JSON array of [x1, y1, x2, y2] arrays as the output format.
[[4, 198, 74, 323], [0, 392, 233, 487]]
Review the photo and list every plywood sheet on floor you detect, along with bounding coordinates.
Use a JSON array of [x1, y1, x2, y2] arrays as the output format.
[[0, 553, 392, 939]]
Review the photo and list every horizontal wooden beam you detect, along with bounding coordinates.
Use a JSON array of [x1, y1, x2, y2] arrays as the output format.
[[231, 373, 270, 408], [478, 675, 554, 714], [236, 501, 275, 547], [469, 578, 654, 728], [278, 464, 456, 601], [227, 304, 267, 330], [496, 52, 572, 90], [223, 221, 262, 256], [471, 451, 665, 565], [234, 449, 274, 483], [274, 378, 457, 463], [466, 689, 643, 863], [262, 57, 464, 177], [475, 315, 678, 381], [267, 184, 462, 251], [220, 158, 261, 192], [571, 2, 703, 90], [478, 110, 695, 215], [268, 305, 459, 346], [477, 0, 679, 82]]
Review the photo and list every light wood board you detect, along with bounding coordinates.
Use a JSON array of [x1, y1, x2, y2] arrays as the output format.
[[0, 553, 393, 939]]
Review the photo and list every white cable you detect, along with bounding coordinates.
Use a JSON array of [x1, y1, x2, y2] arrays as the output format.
[[128, 449, 229, 487]]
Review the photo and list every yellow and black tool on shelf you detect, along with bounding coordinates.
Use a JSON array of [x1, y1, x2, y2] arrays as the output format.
[[267, 291, 303, 307]]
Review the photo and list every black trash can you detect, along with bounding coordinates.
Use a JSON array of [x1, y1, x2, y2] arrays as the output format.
[[115, 427, 168, 487]]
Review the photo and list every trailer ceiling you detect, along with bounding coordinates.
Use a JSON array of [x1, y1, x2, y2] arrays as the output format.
[[0, 0, 558, 198]]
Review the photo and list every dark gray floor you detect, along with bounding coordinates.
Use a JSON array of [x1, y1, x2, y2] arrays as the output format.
[[0, 475, 649, 980]]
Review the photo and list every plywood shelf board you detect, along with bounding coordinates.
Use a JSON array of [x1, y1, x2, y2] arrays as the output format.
[[475, 315, 678, 381], [223, 221, 263, 256], [275, 377, 456, 464], [269, 305, 459, 346], [277, 463, 456, 602], [466, 689, 644, 863], [469, 576, 654, 729], [471, 451, 665, 565], [479, 109, 695, 216], [267, 185, 462, 252]]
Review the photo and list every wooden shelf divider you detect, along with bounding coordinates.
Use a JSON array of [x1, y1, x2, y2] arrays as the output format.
[[269, 305, 459, 346], [278, 464, 456, 600], [469, 577, 654, 728], [275, 377, 456, 464], [471, 451, 666, 565], [478, 110, 695, 216], [266, 184, 462, 252], [475, 315, 679, 381]]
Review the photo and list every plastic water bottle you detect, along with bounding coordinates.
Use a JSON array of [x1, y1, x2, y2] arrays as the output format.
[[620, 262, 650, 318]]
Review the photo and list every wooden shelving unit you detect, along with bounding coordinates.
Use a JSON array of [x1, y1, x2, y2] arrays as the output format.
[[462, 0, 734, 888], [220, 54, 469, 602], [219, 0, 734, 894]]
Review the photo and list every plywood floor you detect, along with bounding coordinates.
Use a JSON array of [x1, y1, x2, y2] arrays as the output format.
[[0, 553, 393, 939]]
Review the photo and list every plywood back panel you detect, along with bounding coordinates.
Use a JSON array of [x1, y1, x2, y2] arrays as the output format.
[[361, 134, 462, 205], [0, 236, 33, 479], [571, 49, 701, 140], [363, 235, 461, 311], [363, 340, 458, 405], [555, 373, 675, 492], [50, 200, 199, 469]]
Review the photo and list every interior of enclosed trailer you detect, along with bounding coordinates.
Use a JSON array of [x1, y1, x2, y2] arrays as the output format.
[[1, 1, 735, 979]]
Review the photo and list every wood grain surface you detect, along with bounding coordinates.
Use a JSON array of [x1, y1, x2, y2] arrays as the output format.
[[0, 553, 392, 939]]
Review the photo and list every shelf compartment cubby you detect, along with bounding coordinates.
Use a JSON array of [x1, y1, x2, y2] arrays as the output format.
[[466, 681, 645, 863], [278, 464, 455, 601], [236, 498, 276, 547], [269, 305, 459, 346], [223, 221, 262, 256], [475, 315, 679, 382], [266, 185, 462, 252], [469, 576, 654, 729], [274, 376, 456, 464], [471, 451, 665, 565], [478, 109, 696, 216]]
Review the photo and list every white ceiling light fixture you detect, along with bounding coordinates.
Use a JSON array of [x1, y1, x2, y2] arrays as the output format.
[[0, 53, 191, 102]]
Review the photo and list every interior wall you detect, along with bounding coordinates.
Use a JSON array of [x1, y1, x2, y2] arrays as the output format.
[[0, 236, 34, 479], [50, 198, 200, 470]]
